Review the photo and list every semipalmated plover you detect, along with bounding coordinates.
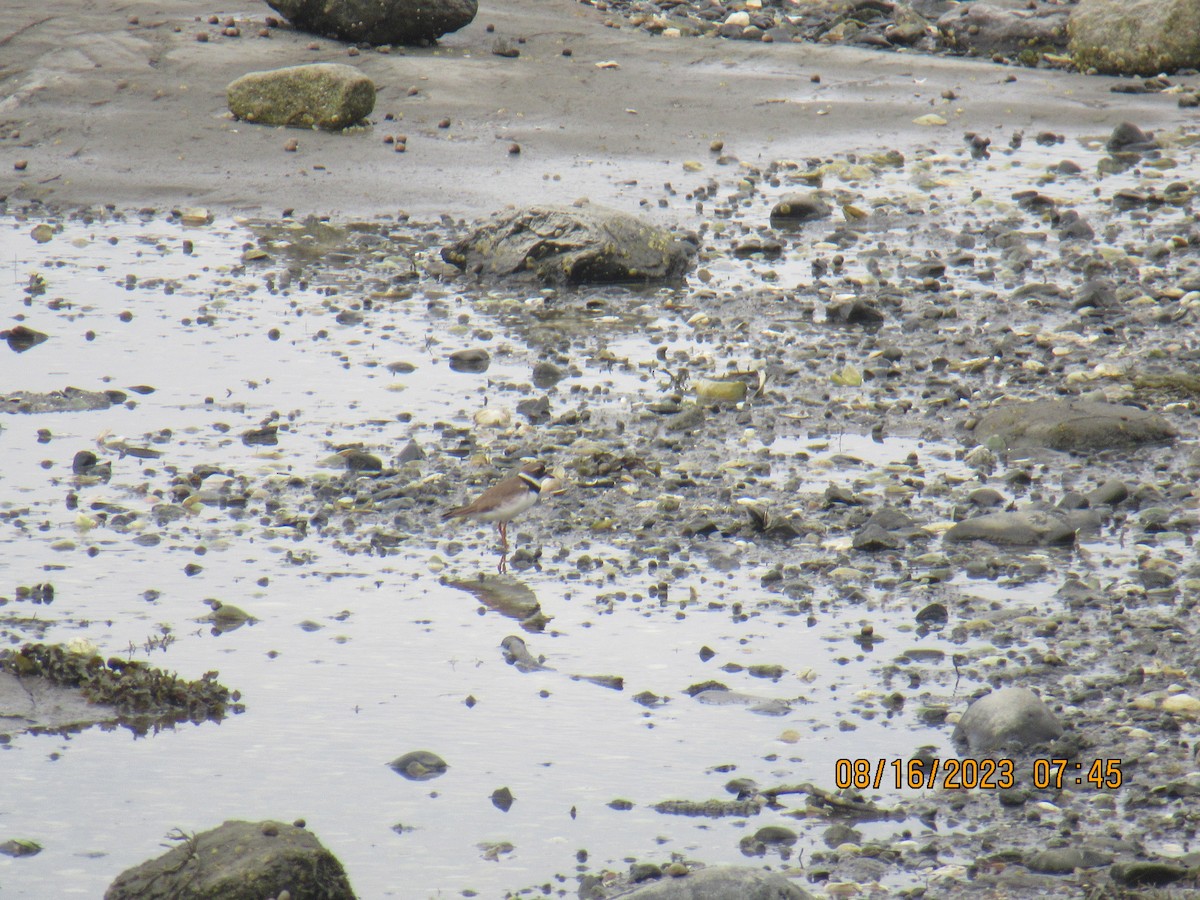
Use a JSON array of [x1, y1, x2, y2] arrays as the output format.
[[443, 461, 550, 570]]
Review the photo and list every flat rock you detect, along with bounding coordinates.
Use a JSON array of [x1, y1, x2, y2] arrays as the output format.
[[227, 63, 375, 130], [105, 819, 354, 900], [943, 507, 1082, 546], [2, 387, 122, 414], [953, 687, 1063, 752], [606, 865, 816, 899], [1026, 847, 1113, 873], [971, 399, 1176, 452], [442, 204, 695, 284], [1069, 0, 1200, 76], [265, 0, 477, 44]]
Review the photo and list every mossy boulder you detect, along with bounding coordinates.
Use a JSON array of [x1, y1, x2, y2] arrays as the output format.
[[105, 820, 355, 900], [1069, 0, 1200, 75], [227, 64, 375, 130]]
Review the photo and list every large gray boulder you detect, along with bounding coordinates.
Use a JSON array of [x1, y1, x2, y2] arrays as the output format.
[[937, 3, 1069, 60], [266, 0, 477, 44], [1069, 0, 1200, 75], [971, 399, 1177, 453], [442, 204, 696, 284], [953, 687, 1063, 753], [105, 819, 354, 900], [227, 63, 375, 130]]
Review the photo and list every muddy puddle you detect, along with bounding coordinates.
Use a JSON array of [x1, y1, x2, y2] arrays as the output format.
[[2, 114, 1198, 898]]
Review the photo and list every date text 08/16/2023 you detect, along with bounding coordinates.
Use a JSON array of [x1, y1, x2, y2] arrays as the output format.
[[834, 758, 1124, 792]]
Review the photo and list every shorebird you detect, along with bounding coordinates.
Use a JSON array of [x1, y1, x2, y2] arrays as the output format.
[[442, 461, 550, 571]]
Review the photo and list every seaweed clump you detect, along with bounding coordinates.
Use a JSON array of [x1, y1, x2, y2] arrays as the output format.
[[1, 643, 241, 729]]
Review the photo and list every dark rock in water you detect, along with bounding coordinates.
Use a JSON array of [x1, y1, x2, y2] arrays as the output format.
[[1087, 478, 1129, 506], [1110, 860, 1192, 887], [104, 819, 354, 900], [915, 602, 948, 626], [442, 204, 695, 284], [242, 425, 279, 446], [953, 687, 1063, 753], [339, 448, 382, 471], [389, 750, 449, 780], [72, 450, 112, 479], [937, 3, 1068, 58], [448, 348, 491, 372], [853, 522, 903, 551], [227, 64, 375, 130], [943, 506, 1081, 546], [532, 361, 564, 388], [732, 237, 784, 259], [603, 865, 815, 898], [768, 191, 831, 230], [828, 298, 884, 325], [265, 0, 477, 44], [1069, 0, 1200, 76], [1, 325, 48, 353], [1105, 121, 1156, 152], [1026, 847, 1112, 874], [971, 399, 1176, 452]]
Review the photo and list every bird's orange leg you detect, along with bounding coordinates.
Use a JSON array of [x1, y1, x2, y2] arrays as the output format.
[[497, 522, 509, 573]]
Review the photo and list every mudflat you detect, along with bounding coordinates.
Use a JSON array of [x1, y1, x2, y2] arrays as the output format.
[[1, 0, 1183, 218]]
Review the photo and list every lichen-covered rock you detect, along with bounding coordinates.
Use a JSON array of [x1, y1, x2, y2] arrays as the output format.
[[1069, 0, 1200, 75], [442, 204, 696, 284], [104, 820, 355, 900], [265, 0, 477, 44], [971, 399, 1177, 453], [227, 64, 375, 130]]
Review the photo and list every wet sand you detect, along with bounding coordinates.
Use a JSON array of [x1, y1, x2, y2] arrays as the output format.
[[2, 0, 1186, 219]]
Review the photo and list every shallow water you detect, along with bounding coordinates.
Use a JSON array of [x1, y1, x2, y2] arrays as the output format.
[[0, 204, 1176, 897]]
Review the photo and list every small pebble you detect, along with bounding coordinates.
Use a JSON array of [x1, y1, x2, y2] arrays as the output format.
[[508, 143, 521, 154], [437, 118, 451, 128], [283, 138, 299, 152], [14, 160, 28, 171]]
